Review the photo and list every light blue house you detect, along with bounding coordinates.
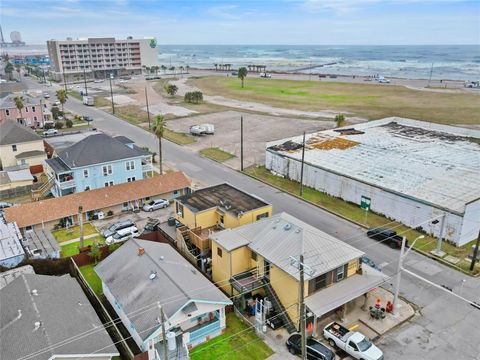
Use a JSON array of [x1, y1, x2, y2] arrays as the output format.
[[44, 134, 154, 197], [95, 239, 232, 359]]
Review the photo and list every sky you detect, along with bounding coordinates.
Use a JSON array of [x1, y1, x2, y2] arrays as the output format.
[[1, 0, 479, 45]]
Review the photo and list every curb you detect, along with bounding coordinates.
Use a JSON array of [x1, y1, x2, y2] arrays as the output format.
[[242, 170, 480, 278]]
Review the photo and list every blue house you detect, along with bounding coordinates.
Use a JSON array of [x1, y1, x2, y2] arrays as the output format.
[[95, 239, 232, 359], [44, 133, 154, 197]]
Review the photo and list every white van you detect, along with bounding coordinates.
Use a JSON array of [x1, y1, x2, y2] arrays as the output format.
[[105, 226, 139, 245]]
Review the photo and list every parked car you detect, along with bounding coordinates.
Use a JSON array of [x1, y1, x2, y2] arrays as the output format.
[[143, 199, 169, 212], [102, 219, 135, 238], [0, 202, 14, 210], [190, 124, 215, 136], [323, 322, 383, 360], [83, 96, 94, 106], [260, 72, 272, 78], [53, 100, 60, 106], [286, 334, 335, 360], [43, 92, 50, 98], [231, 71, 238, 76], [366, 227, 405, 249], [43, 129, 58, 136], [83, 116, 94, 122], [143, 218, 161, 234], [105, 226, 139, 245], [94, 79, 104, 83]]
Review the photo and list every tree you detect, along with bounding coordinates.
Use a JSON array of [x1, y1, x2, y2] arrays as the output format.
[[56, 89, 68, 112], [15, 64, 21, 80], [334, 114, 346, 128], [238, 67, 248, 88], [166, 84, 178, 97], [184, 91, 203, 104], [54, 121, 64, 129], [152, 115, 165, 175], [5, 63, 14, 80], [51, 106, 61, 120], [145, 66, 151, 74], [65, 119, 73, 128], [88, 245, 102, 265], [14, 96, 24, 119], [161, 65, 167, 74]]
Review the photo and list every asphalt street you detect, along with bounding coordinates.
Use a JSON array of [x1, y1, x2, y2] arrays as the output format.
[[34, 79, 480, 359]]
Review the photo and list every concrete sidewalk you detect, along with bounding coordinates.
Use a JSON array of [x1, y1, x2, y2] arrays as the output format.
[[58, 233, 100, 246]]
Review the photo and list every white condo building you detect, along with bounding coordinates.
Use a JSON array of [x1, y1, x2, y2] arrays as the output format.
[[47, 36, 158, 81]]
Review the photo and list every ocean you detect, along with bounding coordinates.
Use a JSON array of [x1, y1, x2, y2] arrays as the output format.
[[158, 45, 479, 81], [6, 44, 479, 81]]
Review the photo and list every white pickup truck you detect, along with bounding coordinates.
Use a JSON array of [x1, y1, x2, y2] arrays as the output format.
[[323, 322, 383, 360]]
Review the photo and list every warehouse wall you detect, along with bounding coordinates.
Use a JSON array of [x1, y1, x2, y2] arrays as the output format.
[[266, 150, 471, 246]]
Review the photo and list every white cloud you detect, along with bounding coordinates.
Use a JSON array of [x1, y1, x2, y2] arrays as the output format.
[[301, 0, 381, 14]]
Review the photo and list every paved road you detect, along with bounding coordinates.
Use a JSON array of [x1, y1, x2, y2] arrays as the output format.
[[35, 79, 480, 359]]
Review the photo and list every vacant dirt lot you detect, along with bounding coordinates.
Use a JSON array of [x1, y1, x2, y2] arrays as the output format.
[[166, 110, 337, 169]]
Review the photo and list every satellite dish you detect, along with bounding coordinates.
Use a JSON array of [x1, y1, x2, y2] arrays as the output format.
[[10, 31, 22, 43]]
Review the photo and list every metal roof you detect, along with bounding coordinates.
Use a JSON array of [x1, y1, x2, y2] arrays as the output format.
[[0, 220, 24, 262], [44, 156, 70, 173], [267, 118, 480, 214], [43, 130, 102, 152], [0, 274, 118, 360], [211, 212, 364, 281], [0, 265, 35, 290], [95, 239, 231, 341]]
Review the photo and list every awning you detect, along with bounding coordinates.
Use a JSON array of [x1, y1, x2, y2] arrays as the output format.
[[305, 267, 389, 317]]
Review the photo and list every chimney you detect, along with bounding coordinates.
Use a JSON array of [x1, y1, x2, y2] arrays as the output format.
[[138, 247, 145, 256]]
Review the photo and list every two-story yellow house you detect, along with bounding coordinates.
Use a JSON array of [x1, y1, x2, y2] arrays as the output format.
[[174, 183, 272, 264], [210, 212, 387, 334], [0, 121, 46, 170]]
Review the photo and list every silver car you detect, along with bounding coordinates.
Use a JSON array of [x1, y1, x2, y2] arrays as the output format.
[[143, 199, 169, 212]]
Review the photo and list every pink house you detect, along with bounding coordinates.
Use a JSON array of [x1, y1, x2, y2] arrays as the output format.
[[0, 93, 52, 128]]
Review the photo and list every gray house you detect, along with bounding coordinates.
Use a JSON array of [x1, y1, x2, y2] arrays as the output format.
[[0, 274, 119, 360]]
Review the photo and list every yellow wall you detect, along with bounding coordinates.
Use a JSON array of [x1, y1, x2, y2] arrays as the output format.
[[0, 140, 45, 168], [347, 259, 359, 277], [211, 241, 232, 294], [0, 178, 32, 191]]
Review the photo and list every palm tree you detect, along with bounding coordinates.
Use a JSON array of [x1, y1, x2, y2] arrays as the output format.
[[334, 114, 346, 128], [56, 89, 68, 112], [15, 65, 21, 80], [238, 67, 248, 88], [4, 63, 14, 80], [14, 96, 24, 121], [161, 65, 167, 74], [152, 115, 165, 175]]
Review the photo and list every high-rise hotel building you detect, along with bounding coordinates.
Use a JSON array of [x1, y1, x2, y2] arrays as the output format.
[[47, 36, 158, 81]]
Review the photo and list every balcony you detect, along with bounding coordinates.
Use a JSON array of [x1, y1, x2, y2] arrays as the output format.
[[57, 179, 76, 190], [142, 163, 154, 172], [230, 269, 265, 293]]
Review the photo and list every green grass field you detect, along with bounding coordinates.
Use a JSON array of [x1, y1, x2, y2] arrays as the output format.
[[60, 235, 105, 258], [189, 313, 273, 360], [190, 77, 480, 124], [79, 264, 103, 296], [52, 223, 98, 243], [200, 147, 235, 162], [245, 166, 479, 274]]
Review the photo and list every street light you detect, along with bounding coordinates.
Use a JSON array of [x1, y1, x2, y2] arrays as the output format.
[[108, 73, 115, 114], [393, 234, 425, 313]]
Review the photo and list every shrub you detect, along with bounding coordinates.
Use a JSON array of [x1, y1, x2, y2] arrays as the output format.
[[51, 106, 60, 119], [184, 91, 203, 104], [44, 123, 53, 130], [65, 119, 73, 128], [54, 121, 64, 129]]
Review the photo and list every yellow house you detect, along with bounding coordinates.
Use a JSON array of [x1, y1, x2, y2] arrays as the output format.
[[210, 212, 387, 333], [0, 121, 46, 169], [174, 183, 272, 258]]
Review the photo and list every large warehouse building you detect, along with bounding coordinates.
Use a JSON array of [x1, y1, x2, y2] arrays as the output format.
[[266, 118, 480, 246]]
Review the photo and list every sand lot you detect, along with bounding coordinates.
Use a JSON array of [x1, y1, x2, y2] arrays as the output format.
[[166, 110, 336, 169]]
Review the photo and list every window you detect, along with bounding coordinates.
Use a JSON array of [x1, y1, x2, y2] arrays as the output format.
[[127, 177, 136, 182], [5, 109, 9, 116], [102, 165, 113, 176], [25, 225, 34, 232], [314, 273, 328, 291], [25, 107, 29, 113], [173, 190, 180, 196], [33, 116, 37, 121], [336, 266, 345, 282], [83, 169, 89, 178], [256, 212, 269, 221], [217, 247, 223, 258], [84, 186, 91, 191], [176, 202, 184, 217], [32, 106, 36, 112], [20, 159, 26, 165], [125, 160, 135, 171], [12, 144, 17, 152], [348, 341, 359, 352], [104, 181, 114, 187], [251, 251, 257, 261]]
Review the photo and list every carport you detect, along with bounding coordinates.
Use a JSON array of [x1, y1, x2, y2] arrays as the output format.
[[305, 267, 388, 335]]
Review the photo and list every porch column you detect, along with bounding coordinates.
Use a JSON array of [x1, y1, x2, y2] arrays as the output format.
[[312, 313, 317, 336], [220, 307, 226, 328]]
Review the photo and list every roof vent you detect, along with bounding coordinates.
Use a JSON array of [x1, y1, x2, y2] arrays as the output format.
[[149, 272, 157, 280], [159, 255, 165, 261], [295, 228, 301, 234], [34, 321, 41, 331], [31, 289, 38, 296], [138, 247, 145, 256], [284, 223, 292, 231]]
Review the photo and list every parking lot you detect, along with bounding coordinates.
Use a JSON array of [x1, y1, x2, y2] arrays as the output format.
[[166, 110, 334, 169]]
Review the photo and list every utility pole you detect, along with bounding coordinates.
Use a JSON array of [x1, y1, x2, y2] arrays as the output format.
[[145, 86, 151, 129], [240, 115, 244, 171], [83, 68, 88, 96], [299, 132, 306, 197], [158, 302, 168, 360], [78, 205, 84, 248], [109, 73, 115, 114], [62, 66, 67, 92], [299, 253, 306, 360], [432, 213, 446, 257], [470, 229, 480, 271], [393, 236, 406, 313]]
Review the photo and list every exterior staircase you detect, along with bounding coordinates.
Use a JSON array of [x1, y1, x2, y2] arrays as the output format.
[[31, 177, 55, 201], [262, 278, 297, 334]]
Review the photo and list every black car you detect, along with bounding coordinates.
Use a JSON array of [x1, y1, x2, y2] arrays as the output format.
[[366, 227, 406, 249], [286, 334, 335, 360]]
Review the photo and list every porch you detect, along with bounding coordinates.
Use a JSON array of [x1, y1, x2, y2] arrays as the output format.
[[230, 268, 265, 293]]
